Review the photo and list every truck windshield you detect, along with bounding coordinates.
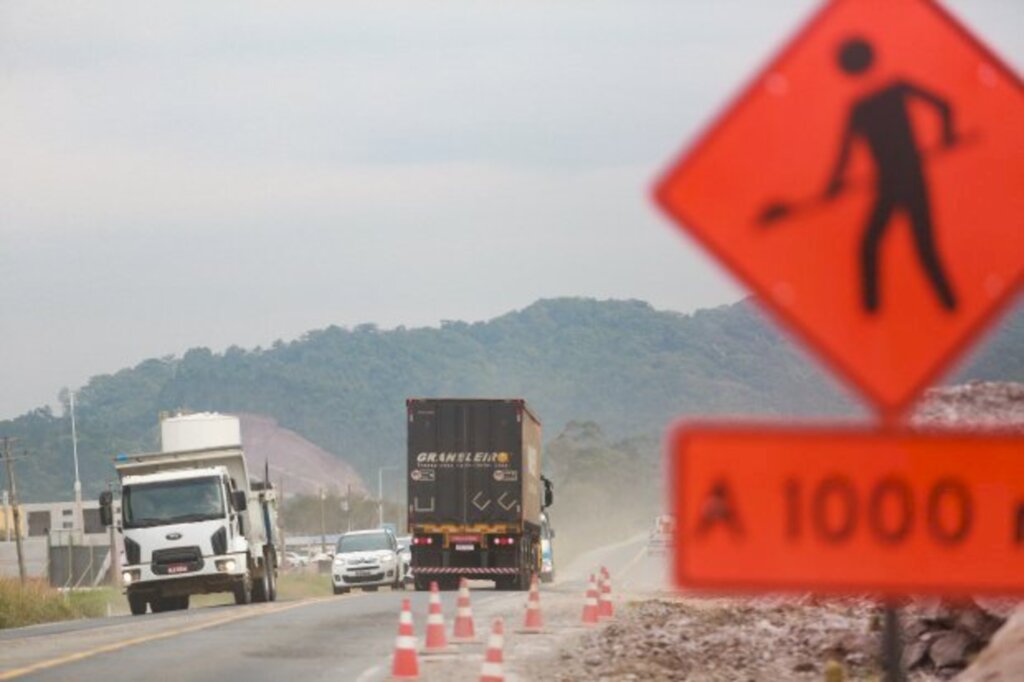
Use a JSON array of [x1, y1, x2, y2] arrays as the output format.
[[123, 476, 225, 528], [336, 533, 391, 553]]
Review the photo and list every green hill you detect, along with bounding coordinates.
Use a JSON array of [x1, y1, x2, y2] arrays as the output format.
[[3, 296, 1021, 501]]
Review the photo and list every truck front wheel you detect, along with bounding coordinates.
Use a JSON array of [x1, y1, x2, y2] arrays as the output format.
[[252, 565, 270, 603], [233, 575, 252, 605], [266, 562, 277, 602], [128, 593, 147, 616]]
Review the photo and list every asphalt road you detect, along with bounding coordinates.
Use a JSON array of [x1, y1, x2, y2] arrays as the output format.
[[0, 534, 666, 681]]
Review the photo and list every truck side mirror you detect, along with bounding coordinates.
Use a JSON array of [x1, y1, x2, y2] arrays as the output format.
[[543, 478, 554, 508], [231, 490, 248, 512], [98, 491, 114, 527]]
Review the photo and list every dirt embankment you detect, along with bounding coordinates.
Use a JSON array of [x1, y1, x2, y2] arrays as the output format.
[[239, 414, 367, 496]]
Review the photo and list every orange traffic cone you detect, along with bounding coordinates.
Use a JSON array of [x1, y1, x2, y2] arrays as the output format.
[[598, 566, 614, 620], [519, 574, 543, 633], [452, 577, 477, 643], [479, 618, 505, 682], [581, 574, 599, 625], [392, 598, 420, 680], [423, 581, 449, 653]]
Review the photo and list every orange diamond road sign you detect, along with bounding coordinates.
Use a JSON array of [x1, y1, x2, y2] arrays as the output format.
[[671, 425, 1024, 596], [655, 0, 1024, 417]]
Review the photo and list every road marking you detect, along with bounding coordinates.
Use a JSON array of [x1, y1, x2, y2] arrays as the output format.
[[354, 663, 384, 682], [617, 543, 648, 582], [0, 598, 332, 681]]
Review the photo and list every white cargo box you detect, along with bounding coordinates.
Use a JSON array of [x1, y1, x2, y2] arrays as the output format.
[[161, 413, 241, 452]]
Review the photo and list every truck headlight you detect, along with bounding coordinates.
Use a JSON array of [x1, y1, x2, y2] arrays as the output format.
[[122, 569, 140, 585], [215, 559, 237, 572]]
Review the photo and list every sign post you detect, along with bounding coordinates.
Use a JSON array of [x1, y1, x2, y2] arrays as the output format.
[[654, 0, 1024, 678]]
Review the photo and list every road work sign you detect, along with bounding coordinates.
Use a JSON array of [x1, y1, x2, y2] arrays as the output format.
[[670, 425, 1024, 596], [654, 0, 1024, 417]]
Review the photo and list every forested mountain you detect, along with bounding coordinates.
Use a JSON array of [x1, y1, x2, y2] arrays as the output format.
[[3, 297, 1021, 501]]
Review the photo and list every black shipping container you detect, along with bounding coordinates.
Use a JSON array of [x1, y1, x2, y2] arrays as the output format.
[[407, 399, 543, 528]]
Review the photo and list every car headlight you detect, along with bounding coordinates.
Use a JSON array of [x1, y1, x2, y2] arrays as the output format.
[[334, 557, 346, 566]]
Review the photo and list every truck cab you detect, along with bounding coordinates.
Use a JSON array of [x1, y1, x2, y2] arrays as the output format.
[[103, 442, 279, 615]]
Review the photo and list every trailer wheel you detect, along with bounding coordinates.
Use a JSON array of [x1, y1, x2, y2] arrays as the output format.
[[233, 574, 252, 605], [128, 593, 148, 616]]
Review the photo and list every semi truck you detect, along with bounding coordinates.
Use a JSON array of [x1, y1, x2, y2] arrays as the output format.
[[406, 398, 553, 591], [99, 413, 279, 615]]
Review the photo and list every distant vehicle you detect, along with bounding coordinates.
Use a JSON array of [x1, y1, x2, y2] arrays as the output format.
[[331, 529, 403, 594], [407, 398, 554, 591], [101, 414, 280, 615], [647, 514, 676, 555], [284, 552, 309, 568], [540, 511, 556, 583], [395, 535, 413, 586]]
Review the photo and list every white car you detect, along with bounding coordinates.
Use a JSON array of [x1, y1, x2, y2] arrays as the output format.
[[331, 529, 403, 594], [395, 535, 414, 586], [284, 552, 309, 568]]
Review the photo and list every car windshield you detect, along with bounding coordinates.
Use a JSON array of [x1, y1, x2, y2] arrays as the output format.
[[123, 476, 224, 528], [337, 533, 391, 553]]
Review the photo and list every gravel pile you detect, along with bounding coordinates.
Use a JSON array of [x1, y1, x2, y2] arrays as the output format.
[[913, 381, 1024, 430], [531, 598, 885, 681]]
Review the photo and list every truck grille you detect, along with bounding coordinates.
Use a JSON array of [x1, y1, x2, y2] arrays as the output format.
[[151, 546, 204, 575]]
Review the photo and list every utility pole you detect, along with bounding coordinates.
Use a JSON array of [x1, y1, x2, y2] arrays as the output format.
[[107, 481, 119, 586], [2, 488, 10, 542], [319, 487, 326, 554], [278, 476, 286, 560], [377, 465, 398, 529], [2, 437, 27, 584], [69, 391, 83, 535], [345, 483, 352, 532]]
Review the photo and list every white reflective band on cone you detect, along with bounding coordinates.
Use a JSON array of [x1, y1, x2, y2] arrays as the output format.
[[400, 612, 414, 624], [488, 635, 504, 649], [396, 636, 417, 649], [458, 607, 472, 616], [480, 663, 504, 677], [427, 614, 444, 624]]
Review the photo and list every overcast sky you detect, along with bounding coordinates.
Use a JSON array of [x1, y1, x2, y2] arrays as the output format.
[[1, 0, 1020, 419]]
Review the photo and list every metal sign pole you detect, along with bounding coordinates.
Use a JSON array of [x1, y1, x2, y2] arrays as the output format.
[[883, 605, 905, 682]]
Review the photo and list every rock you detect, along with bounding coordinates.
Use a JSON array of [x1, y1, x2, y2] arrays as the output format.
[[792, 661, 815, 672], [972, 597, 1019, 621], [917, 600, 957, 627], [928, 630, 971, 668], [902, 640, 930, 669], [956, 606, 1004, 642]]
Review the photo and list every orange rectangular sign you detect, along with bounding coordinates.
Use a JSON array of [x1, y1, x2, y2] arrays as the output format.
[[671, 425, 1024, 596]]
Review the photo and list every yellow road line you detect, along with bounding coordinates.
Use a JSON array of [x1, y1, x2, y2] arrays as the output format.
[[0, 598, 333, 681]]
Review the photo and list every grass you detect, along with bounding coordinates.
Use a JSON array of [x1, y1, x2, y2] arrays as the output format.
[[0, 579, 113, 629], [276, 570, 332, 600], [0, 570, 333, 630]]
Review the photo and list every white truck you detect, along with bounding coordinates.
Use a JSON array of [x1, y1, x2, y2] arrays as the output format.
[[100, 414, 280, 615]]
